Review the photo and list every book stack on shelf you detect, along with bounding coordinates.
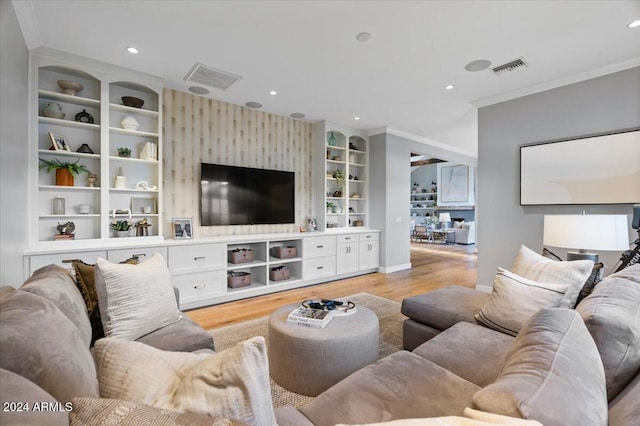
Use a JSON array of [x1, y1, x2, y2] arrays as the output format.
[[286, 307, 334, 329]]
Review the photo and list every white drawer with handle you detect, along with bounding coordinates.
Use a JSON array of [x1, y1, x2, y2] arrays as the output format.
[[168, 243, 226, 275], [358, 232, 379, 242], [303, 236, 336, 258], [303, 256, 336, 280], [172, 270, 227, 305]]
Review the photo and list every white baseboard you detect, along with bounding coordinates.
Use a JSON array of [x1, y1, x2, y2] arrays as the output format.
[[379, 263, 412, 274], [475, 284, 493, 294]]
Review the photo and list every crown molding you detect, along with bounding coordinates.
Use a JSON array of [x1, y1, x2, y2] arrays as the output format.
[[369, 126, 476, 158], [472, 58, 640, 108]]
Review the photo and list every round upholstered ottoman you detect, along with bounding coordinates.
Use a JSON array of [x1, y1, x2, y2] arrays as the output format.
[[267, 302, 379, 396]]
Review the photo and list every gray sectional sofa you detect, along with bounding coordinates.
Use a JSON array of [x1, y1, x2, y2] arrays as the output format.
[[0, 264, 226, 425], [276, 265, 640, 426]]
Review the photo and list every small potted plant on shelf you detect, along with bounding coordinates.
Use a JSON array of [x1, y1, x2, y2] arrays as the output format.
[[39, 158, 89, 186], [326, 202, 336, 213], [332, 169, 345, 197], [110, 219, 132, 237], [117, 147, 132, 158]]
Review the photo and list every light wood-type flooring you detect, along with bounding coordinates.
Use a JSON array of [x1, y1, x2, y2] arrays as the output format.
[[185, 242, 478, 330]]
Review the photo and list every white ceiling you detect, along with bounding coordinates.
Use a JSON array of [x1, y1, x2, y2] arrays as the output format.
[[13, 0, 640, 157]]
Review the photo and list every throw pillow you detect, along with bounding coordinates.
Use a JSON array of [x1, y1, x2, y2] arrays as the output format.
[[73, 256, 139, 345], [94, 253, 180, 341], [92, 336, 276, 425], [69, 397, 242, 426], [473, 309, 608, 426], [475, 268, 569, 336], [511, 245, 594, 307], [540, 248, 604, 307]]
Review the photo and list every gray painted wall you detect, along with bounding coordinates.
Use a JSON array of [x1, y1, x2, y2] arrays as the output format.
[[0, 1, 29, 286], [370, 131, 477, 271], [477, 67, 640, 288]]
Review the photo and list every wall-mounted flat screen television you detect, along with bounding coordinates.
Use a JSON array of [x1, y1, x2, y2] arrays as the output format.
[[201, 163, 295, 226], [520, 129, 640, 205]]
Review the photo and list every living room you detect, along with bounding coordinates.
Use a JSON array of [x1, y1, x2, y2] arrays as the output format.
[[2, 1, 640, 425]]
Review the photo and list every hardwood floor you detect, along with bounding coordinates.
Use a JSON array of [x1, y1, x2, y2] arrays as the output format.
[[185, 242, 478, 330]]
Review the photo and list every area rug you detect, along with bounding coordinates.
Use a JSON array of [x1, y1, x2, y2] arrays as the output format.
[[208, 293, 405, 408]]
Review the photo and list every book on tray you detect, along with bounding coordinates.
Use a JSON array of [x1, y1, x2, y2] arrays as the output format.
[[286, 307, 334, 329]]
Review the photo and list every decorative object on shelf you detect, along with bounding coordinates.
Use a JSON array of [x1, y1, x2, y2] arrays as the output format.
[[57, 80, 84, 96], [139, 142, 157, 160], [306, 216, 318, 232], [121, 96, 144, 108], [353, 175, 359, 180], [135, 180, 158, 191], [135, 218, 151, 237], [332, 169, 345, 197], [56, 221, 75, 235], [349, 154, 356, 163], [351, 193, 361, 199], [332, 156, 342, 161], [110, 219, 132, 237], [269, 265, 290, 282], [349, 142, 358, 150], [42, 102, 65, 119], [48, 132, 70, 152], [353, 220, 364, 227], [326, 201, 336, 213], [76, 204, 92, 214], [172, 217, 192, 239], [228, 248, 254, 264], [74, 109, 94, 124], [327, 132, 337, 146], [87, 173, 97, 187], [117, 147, 132, 158], [131, 197, 157, 214], [326, 221, 337, 228], [227, 270, 251, 288], [76, 143, 94, 154], [39, 158, 88, 186], [52, 196, 65, 215], [120, 116, 140, 131], [114, 167, 126, 189]]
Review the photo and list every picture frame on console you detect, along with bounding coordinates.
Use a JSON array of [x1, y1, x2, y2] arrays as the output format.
[[173, 217, 192, 239]]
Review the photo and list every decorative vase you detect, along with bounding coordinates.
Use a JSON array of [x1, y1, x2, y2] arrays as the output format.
[[328, 132, 337, 146], [56, 169, 74, 186], [116, 230, 129, 238]]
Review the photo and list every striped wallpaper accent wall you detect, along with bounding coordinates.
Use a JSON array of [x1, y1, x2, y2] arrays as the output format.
[[162, 88, 313, 237]]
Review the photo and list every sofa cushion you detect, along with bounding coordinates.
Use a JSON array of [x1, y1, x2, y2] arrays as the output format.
[[21, 264, 92, 346], [475, 268, 569, 336], [69, 397, 245, 426], [299, 351, 481, 426], [0, 287, 99, 403], [0, 368, 69, 426], [331, 408, 543, 425], [136, 315, 215, 352], [401, 286, 489, 331], [608, 368, 640, 426], [95, 253, 180, 341], [511, 245, 594, 307], [472, 308, 607, 426], [413, 322, 515, 387], [541, 248, 604, 307], [575, 264, 640, 401], [92, 336, 275, 425]]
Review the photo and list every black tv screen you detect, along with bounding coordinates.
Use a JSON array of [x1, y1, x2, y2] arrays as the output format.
[[201, 163, 295, 226]]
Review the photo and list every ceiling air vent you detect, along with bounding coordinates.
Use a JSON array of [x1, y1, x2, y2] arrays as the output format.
[[492, 58, 528, 75], [184, 63, 242, 90]]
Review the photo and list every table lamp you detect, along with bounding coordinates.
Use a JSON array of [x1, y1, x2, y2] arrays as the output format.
[[543, 214, 629, 262], [439, 212, 452, 230]]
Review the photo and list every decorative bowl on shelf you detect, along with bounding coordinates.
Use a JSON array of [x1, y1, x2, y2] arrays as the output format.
[[43, 109, 65, 119], [121, 96, 144, 108], [120, 116, 140, 131], [57, 80, 84, 96]]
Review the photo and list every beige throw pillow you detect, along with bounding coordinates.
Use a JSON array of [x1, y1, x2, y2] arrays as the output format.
[[511, 245, 593, 308], [94, 253, 180, 341], [92, 336, 276, 425], [475, 268, 569, 336]]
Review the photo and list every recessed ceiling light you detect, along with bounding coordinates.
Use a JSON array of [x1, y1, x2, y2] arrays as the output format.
[[189, 86, 209, 95], [126, 46, 139, 54], [269, 90, 277, 95], [356, 32, 371, 42], [245, 101, 263, 109], [354, 116, 360, 120], [445, 85, 454, 90], [290, 112, 306, 119], [464, 59, 492, 72], [629, 19, 640, 28]]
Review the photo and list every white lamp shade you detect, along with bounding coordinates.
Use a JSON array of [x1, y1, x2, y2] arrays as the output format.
[[439, 212, 451, 223], [543, 215, 629, 251]]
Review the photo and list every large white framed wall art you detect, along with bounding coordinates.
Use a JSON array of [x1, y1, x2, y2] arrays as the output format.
[[520, 129, 640, 205]]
